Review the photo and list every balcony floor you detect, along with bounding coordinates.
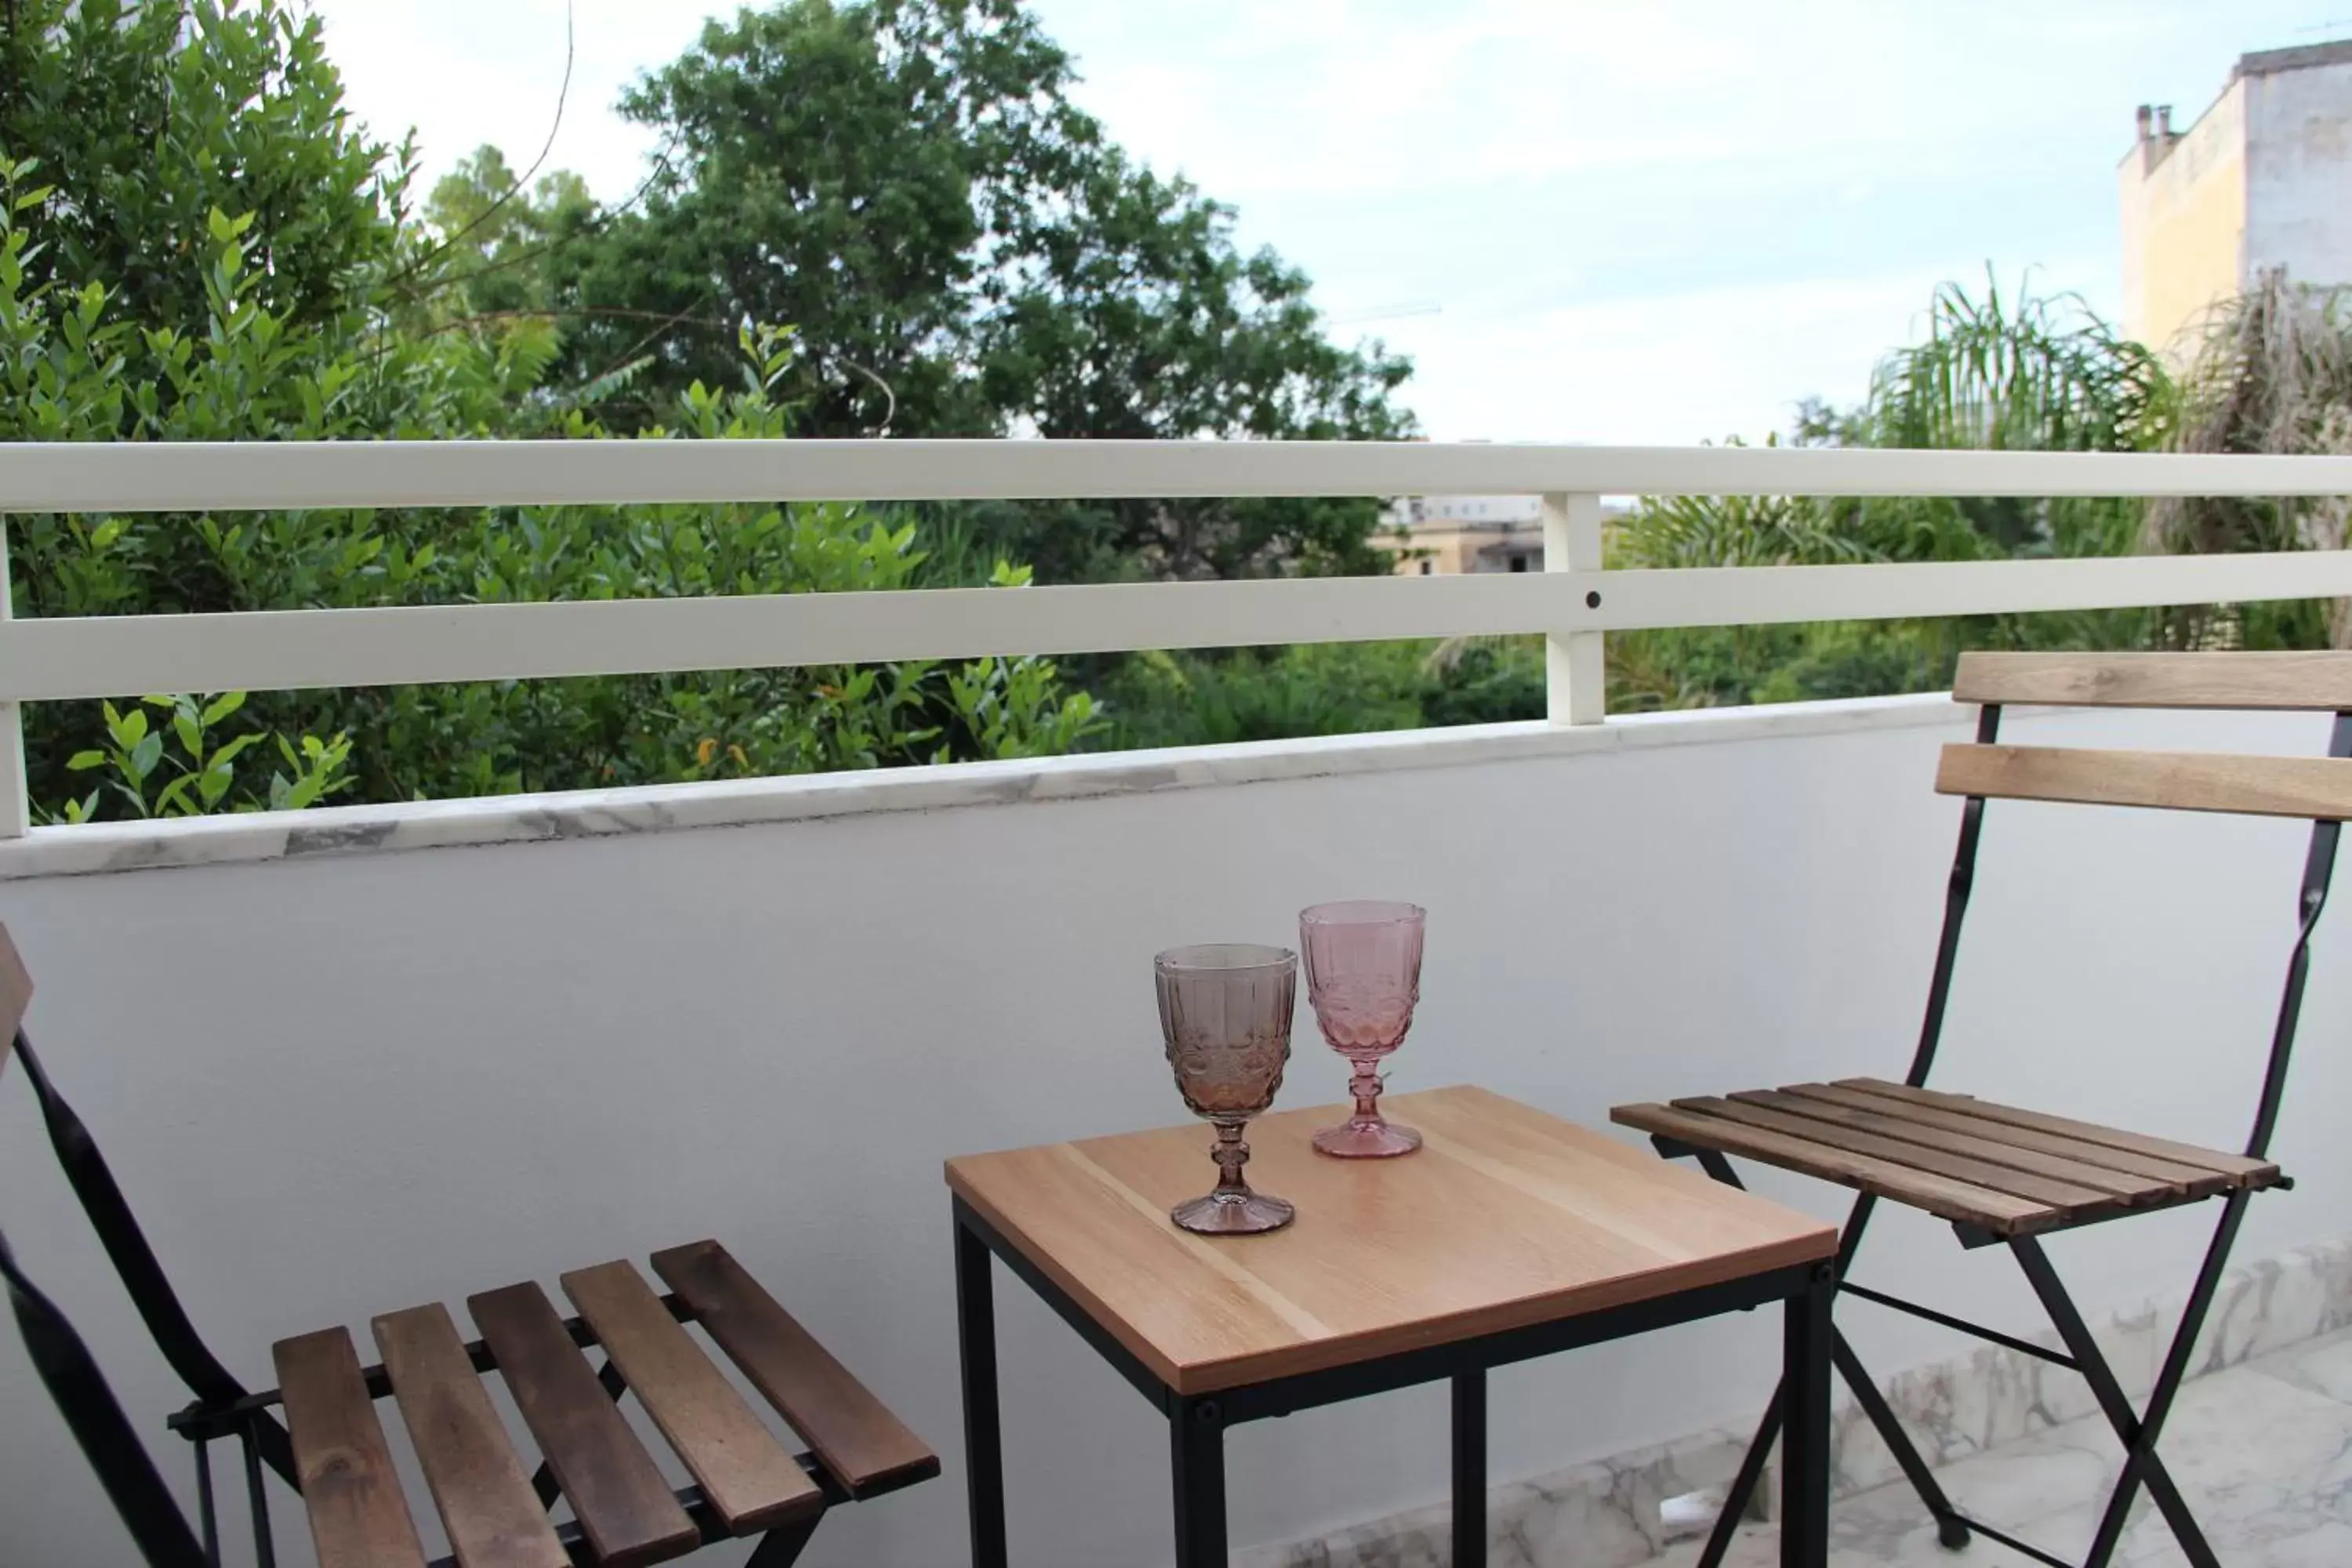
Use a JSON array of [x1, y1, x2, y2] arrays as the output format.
[[1642, 1325, 2352, 1568]]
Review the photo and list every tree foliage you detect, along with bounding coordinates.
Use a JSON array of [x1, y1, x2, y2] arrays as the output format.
[[0, 0, 405, 336], [446, 0, 1415, 583]]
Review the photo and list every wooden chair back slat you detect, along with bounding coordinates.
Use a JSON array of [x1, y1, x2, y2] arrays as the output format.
[[1955, 652, 2352, 711], [1936, 743, 2352, 820]]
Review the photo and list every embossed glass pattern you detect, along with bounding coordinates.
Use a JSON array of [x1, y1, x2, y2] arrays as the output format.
[[1301, 901, 1426, 1158], [1154, 944, 1298, 1235]]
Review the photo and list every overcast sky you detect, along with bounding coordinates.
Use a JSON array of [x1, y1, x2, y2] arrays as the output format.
[[310, 1, 2352, 444]]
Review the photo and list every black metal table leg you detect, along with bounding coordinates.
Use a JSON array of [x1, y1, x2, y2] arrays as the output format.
[[1780, 1266, 1832, 1568], [1454, 1369, 1486, 1565], [956, 1218, 1009, 1568], [1172, 1396, 1228, 1568]]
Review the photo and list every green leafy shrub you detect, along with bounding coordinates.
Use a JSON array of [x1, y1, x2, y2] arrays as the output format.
[[51, 694, 353, 822], [1094, 637, 1544, 751]]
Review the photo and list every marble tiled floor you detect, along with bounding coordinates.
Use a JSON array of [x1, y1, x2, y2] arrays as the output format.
[[1638, 1326, 2352, 1568]]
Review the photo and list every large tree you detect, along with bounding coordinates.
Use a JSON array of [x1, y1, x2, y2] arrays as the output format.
[[445, 0, 1415, 581]]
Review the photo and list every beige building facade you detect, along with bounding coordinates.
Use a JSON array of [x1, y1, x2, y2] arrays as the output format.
[[2120, 42, 2352, 358], [1375, 494, 1547, 575]]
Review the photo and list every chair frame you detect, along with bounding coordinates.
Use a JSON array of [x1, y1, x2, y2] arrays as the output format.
[[1655, 670, 2350, 1568], [1, 1011, 916, 1567]]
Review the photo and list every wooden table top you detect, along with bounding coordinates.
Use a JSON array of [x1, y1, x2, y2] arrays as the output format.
[[945, 1084, 1836, 1395]]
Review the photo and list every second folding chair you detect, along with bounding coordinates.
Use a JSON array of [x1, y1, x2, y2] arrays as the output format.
[[1614, 651, 2351, 1568]]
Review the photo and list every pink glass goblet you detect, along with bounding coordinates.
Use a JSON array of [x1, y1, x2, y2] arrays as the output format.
[[1301, 901, 1426, 1158], [1154, 944, 1298, 1235]]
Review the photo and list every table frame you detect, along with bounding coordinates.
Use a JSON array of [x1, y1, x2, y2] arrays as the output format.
[[953, 1195, 1832, 1567]]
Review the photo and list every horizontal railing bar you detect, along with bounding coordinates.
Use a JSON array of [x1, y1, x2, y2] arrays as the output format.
[[8, 440, 2352, 513], [5, 550, 2347, 702]]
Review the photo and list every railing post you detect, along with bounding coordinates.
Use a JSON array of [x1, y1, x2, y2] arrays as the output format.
[[0, 517, 25, 836], [1543, 492, 1605, 725]]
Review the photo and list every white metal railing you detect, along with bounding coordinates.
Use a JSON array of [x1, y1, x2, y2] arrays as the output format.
[[5, 438, 2352, 840]]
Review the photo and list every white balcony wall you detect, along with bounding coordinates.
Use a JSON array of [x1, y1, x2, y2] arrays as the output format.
[[2, 694, 2349, 1567]]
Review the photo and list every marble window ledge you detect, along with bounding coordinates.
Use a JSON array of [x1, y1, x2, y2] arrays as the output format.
[[0, 691, 1964, 882]]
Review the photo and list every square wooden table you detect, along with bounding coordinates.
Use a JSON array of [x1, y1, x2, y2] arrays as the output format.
[[946, 1084, 1838, 1566]]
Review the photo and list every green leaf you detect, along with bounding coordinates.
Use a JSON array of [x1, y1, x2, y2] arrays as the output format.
[[205, 208, 256, 244], [65, 750, 105, 771], [209, 731, 262, 767], [152, 775, 197, 817], [201, 691, 248, 725]]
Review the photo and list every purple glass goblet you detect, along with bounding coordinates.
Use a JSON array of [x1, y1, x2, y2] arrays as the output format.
[[1154, 944, 1298, 1235], [1301, 901, 1426, 1158]]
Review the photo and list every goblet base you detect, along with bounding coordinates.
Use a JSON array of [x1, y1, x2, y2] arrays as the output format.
[[1170, 1189, 1296, 1235], [1312, 1116, 1422, 1158]]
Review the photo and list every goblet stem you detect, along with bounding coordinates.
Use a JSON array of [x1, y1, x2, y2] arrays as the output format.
[[1348, 1058, 1385, 1125], [1210, 1119, 1253, 1195]]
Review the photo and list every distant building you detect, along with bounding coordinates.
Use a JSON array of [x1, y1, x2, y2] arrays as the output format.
[[1377, 495, 1545, 575], [2120, 41, 2352, 358]]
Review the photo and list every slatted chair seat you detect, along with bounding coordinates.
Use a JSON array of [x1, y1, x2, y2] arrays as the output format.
[[1614, 1080, 2281, 1239], [267, 1241, 936, 1568]]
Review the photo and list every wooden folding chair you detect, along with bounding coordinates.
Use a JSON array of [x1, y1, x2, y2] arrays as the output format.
[[0, 921, 936, 1566], [1613, 651, 2352, 1568]]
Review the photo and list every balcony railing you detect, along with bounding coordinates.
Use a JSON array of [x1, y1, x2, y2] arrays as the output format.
[[5, 438, 2352, 840]]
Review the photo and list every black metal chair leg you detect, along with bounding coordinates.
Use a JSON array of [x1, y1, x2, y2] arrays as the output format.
[[743, 1514, 824, 1566], [2011, 1237, 2221, 1568], [1832, 1332, 1969, 1549], [2080, 1192, 2249, 1568], [0, 1228, 209, 1568], [195, 1437, 220, 1567], [1671, 1150, 1900, 1568], [1697, 1385, 1781, 1568], [240, 1421, 275, 1568]]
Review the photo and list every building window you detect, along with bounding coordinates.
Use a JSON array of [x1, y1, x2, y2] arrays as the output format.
[[1419, 560, 1433, 575], [1508, 554, 1529, 572]]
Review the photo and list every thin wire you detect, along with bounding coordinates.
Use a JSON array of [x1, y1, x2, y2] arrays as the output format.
[[386, 0, 575, 290]]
